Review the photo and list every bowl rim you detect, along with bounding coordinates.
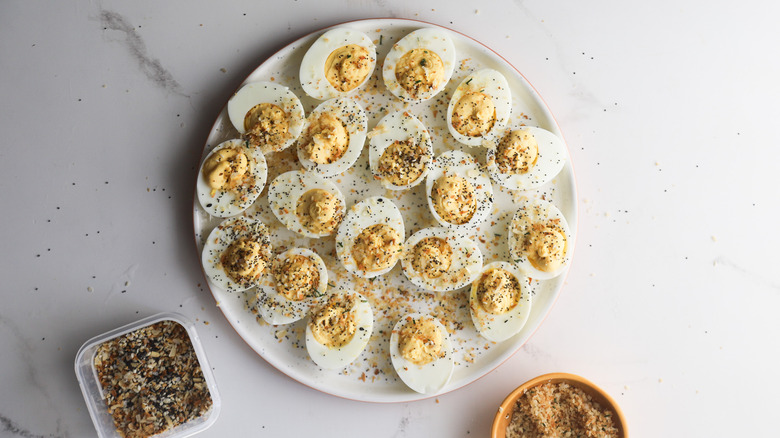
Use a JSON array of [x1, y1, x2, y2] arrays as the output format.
[[491, 372, 627, 438]]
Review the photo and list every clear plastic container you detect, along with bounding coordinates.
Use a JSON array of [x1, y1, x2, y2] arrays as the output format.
[[75, 312, 221, 438]]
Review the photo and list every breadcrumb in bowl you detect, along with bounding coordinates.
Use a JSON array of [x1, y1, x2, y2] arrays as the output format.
[[492, 373, 627, 438]]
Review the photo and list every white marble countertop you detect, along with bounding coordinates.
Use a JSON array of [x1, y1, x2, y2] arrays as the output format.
[[2, 1, 779, 437]]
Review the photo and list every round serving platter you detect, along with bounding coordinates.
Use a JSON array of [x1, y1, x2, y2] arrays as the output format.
[[193, 18, 577, 403]]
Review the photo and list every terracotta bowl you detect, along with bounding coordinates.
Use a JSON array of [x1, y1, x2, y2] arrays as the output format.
[[491, 372, 627, 438]]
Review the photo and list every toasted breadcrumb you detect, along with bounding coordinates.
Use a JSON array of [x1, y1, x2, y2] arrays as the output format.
[[506, 382, 618, 438]]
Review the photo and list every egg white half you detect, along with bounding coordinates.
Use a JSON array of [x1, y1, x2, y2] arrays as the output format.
[[508, 199, 573, 280], [401, 227, 483, 292], [368, 110, 433, 190], [469, 261, 532, 342], [446, 69, 511, 147], [336, 196, 405, 279], [296, 97, 368, 177], [196, 139, 268, 218], [425, 150, 494, 229], [267, 170, 346, 238], [299, 27, 377, 100], [389, 313, 454, 394], [305, 291, 374, 370], [257, 248, 328, 325], [486, 126, 567, 191], [382, 28, 456, 102], [201, 216, 273, 293], [226, 81, 305, 153]]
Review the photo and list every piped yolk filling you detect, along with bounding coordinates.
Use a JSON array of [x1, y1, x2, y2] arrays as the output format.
[[451, 92, 496, 137], [273, 254, 320, 301], [352, 224, 402, 273], [221, 238, 266, 283], [477, 268, 520, 315], [411, 237, 452, 279], [300, 112, 349, 164], [398, 317, 444, 366], [431, 176, 476, 225], [202, 147, 249, 196], [496, 128, 539, 175], [310, 294, 357, 349], [324, 44, 372, 92], [296, 188, 342, 235], [395, 49, 445, 99]]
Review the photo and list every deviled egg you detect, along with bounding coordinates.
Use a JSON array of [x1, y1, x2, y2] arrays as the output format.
[[469, 261, 531, 342], [226, 81, 305, 153], [382, 28, 456, 102], [267, 170, 346, 238], [197, 139, 268, 218], [508, 199, 572, 280], [389, 313, 454, 394], [336, 196, 405, 279], [425, 150, 493, 229], [486, 126, 566, 190], [299, 27, 377, 100], [446, 69, 511, 146], [201, 216, 272, 292], [257, 248, 328, 325], [368, 110, 433, 190], [401, 227, 482, 292], [297, 97, 367, 177], [305, 291, 374, 370]]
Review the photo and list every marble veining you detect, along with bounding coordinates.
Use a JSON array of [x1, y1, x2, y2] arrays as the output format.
[[98, 8, 188, 97], [520, 342, 554, 362], [510, 0, 607, 122], [2, 2, 778, 437], [714, 256, 780, 292], [0, 414, 53, 438], [391, 413, 410, 438], [0, 316, 48, 408], [0, 316, 68, 438]]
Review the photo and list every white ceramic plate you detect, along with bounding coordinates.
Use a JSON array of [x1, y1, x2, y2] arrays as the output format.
[[193, 18, 577, 403]]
